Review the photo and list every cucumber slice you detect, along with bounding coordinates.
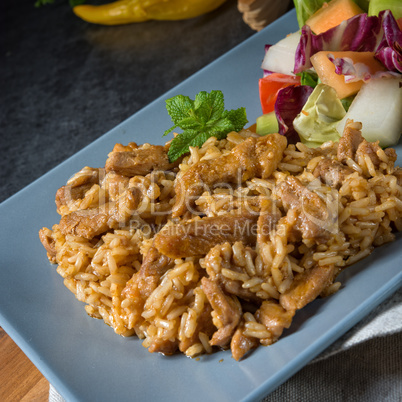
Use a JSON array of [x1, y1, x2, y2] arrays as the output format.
[[256, 112, 279, 135]]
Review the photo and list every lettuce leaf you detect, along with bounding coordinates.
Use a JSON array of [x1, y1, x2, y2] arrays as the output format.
[[293, 84, 345, 145], [294, 10, 402, 74], [293, 0, 328, 28]]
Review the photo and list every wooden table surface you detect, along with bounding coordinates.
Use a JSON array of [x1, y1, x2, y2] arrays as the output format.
[[0, 327, 48, 401]]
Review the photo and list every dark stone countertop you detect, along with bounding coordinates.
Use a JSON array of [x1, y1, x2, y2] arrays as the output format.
[[1, 0, 255, 203]]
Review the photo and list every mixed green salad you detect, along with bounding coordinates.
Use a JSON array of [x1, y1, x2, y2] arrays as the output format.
[[256, 0, 402, 148]]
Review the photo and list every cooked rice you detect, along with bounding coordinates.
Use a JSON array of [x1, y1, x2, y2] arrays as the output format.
[[39, 126, 402, 360]]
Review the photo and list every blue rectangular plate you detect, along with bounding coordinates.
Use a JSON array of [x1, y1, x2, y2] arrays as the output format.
[[0, 9, 401, 402]]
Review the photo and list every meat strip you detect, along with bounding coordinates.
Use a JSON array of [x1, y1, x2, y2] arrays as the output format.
[[255, 301, 294, 344], [148, 339, 179, 356], [313, 158, 354, 188], [179, 304, 215, 353], [279, 264, 337, 311], [230, 322, 259, 361], [172, 133, 287, 217], [55, 167, 101, 212], [275, 176, 331, 243], [337, 120, 364, 163], [105, 144, 179, 177], [154, 212, 259, 259], [394, 168, 402, 187], [123, 246, 174, 301], [38, 227, 56, 260], [338, 120, 396, 168], [257, 198, 281, 245], [58, 187, 142, 239], [122, 245, 175, 328], [201, 277, 242, 348], [355, 139, 397, 168], [203, 242, 262, 303], [102, 172, 130, 201]]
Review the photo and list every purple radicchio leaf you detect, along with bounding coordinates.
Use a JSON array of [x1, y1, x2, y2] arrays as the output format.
[[294, 10, 402, 74], [274, 85, 314, 144], [375, 10, 402, 72]]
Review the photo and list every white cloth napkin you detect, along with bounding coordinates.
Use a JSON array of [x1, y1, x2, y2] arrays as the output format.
[[49, 287, 402, 402]]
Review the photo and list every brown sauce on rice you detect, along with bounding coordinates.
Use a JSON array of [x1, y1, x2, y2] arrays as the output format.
[[39, 120, 402, 360]]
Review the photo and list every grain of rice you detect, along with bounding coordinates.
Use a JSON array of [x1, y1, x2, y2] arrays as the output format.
[[278, 162, 303, 173], [74, 272, 98, 281], [185, 343, 204, 357], [166, 305, 188, 320], [199, 332, 213, 354], [317, 256, 344, 266]]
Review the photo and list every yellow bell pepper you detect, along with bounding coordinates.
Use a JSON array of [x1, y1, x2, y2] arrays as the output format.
[[73, 0, 227, 25]]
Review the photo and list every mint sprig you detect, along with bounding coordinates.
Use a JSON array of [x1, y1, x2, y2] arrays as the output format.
[[164, 90, 248, 162]]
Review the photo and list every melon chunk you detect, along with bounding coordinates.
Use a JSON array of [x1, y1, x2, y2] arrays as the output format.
[[310, 51, 386, 99], [337, 76, 402, 147], [306, 0, 364, 34]]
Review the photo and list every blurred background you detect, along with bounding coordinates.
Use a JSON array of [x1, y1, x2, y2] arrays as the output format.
[[2, 0, 295, 204]]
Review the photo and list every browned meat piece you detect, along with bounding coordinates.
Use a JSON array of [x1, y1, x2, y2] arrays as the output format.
[[179, 304, 215, 353], [279, 264, 336, 311], [257, 198, 281, 245], [355, 139, 397, 168], [203, 242, 262, 303], [172, 133, 287, 217], [154, 212, 259, 259], [148, 338, 179, 355], [66, 166, 101, 188], [255, 301, 294, 344], [313, 158, 354, 188], [201, 277, 242, 347], [394, 168, 402, 187], [123, 246, 174, 301], [337, 120, 397, 169], [337, 120, 364, 163], [110, 142, 138, 153], [230, 322, 259, 361], [122, 246, 175, 327], [38, 227, 56, 260], [220, 278, 262, 303], [105, 144, 179, 177], [58, 187, 142, 239], [55, 167, 101, 212], [102, 172, 130, 201], [56, 184, 93, 212], [59, 209, 108, 239], [275, 176, 331, 243]]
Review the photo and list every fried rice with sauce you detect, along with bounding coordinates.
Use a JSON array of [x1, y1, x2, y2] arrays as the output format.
[[39, 120, 402, 360]]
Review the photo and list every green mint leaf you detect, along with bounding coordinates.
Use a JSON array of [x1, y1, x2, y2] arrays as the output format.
[[194, 90, 224, 124], [165, 95, 194, 126], [205, 117, 235, 139], [164, 90, 248, 162], [176, 116, 202, 130], [223, 107, 248, 132], [167, 130, 209, 162]]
